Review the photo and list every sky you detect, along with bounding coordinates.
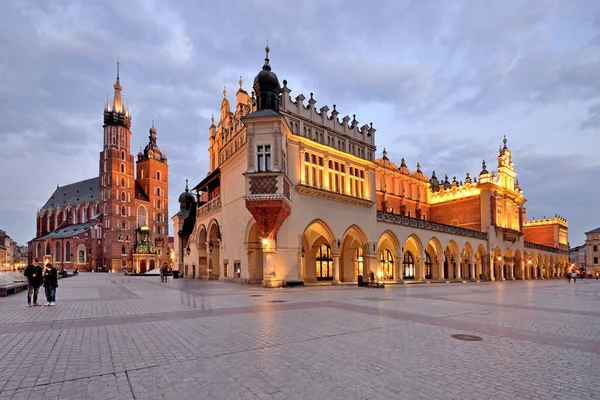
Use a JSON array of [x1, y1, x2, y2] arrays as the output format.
[[1, 0, 599, 246]]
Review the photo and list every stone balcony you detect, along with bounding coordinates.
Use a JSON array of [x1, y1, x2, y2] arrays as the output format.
[[197, 195, 221, 217], [243, 172, 292, 205]]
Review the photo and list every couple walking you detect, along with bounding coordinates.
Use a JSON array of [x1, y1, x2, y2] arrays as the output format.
[[23, 259, 59, 307]]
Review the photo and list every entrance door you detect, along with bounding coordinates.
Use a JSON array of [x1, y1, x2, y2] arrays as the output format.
[[140, 261, 147, 274]]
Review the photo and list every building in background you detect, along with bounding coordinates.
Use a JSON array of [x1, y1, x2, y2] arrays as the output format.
[[29, 62, 169, 273], [569, 244, 586, 274], [173, 48, 570, 287], [584, 227, 600, 277]]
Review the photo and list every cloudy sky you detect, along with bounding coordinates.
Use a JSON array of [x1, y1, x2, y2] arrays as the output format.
[[1, 0, 599, 246]]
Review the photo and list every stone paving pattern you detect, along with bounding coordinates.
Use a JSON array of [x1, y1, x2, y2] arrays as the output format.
[[0, 274, 599, 399]]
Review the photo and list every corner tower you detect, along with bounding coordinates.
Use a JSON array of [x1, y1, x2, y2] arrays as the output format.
[[242, 46, 293, 287]]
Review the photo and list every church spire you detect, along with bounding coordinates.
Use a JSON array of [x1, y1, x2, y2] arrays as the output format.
[[112, 59, 123, 113]]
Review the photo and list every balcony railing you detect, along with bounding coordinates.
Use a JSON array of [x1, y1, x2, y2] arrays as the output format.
[[377, 211, 488, 240], [197, 195, 221, 217]]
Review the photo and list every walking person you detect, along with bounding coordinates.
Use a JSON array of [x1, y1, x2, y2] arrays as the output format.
[[568, 273, 571, 283], [571, 272, 577, 283], [162, 265, 168, 283], [159, 266, 165, 283], [23, 258, 43, 307], [43, 262, 58, 306]]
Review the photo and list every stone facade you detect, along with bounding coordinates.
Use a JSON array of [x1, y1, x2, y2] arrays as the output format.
[[30, 63, 169, 273], [173, 49, 569, 287], [583, 227, 600, 277]]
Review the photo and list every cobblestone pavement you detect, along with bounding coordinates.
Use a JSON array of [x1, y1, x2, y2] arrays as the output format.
[[0, 275, 599, 399]]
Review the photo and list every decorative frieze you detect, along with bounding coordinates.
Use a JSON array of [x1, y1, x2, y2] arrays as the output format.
[[295, 184, 373, 208]]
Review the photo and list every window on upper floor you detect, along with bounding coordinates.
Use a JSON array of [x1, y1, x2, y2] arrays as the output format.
[[257, 145, 271, 172], [120, 164, 125, 173], [595, 257, 598, 264], [594, 245, 598, 252], [304, 152, 324, 189], [157, 171, 161, 181], [121, 151, 125, 160]]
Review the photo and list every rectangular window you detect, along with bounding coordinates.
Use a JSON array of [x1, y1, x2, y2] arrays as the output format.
[[224, 261, 229, 278], [594, 245, 598, 252], [257, 145, 271, 172], [234, 261, 241, 278], [595, 257, 599, 264]]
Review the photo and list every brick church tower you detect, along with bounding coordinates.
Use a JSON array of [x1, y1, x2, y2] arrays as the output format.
[[99, 62, 169, 272]]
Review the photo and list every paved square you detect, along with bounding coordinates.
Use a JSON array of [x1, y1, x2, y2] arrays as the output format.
[[0, 275, 599, 399]]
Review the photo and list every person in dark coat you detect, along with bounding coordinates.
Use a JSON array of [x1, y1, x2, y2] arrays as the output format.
[[23, 258, 43, 307], [43, 262, 58, 306]]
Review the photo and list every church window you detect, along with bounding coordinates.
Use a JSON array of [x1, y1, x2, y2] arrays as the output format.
[[403, 251, 415, 280], [137, 206, 147, 227], [78, 249, 86, 264], [121, 206, 126, 216], [120, 164, 125, 173], [157, 226, 161, 235], [55, 242, 61, 262], [121, 245, 127, 255], [157, 200, 161, 209], [256, 145, 271, 172], [65, 242, 71, 262], [121, 151, 125, 160], [36, 243, 40, 258], [121, 191, 126, 202], [157, 213, 162, 223], [141, 169, 145, 179], [156, 187, 161, 197], [157, 171, 161, 181], [121, 221, 126, 230], [121, 178, 125, 187], [118, 234, 122, 242], [104, 161, 107, 173]]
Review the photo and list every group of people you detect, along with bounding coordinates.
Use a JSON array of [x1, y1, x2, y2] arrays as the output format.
[[23, 258, 58, 307], [159, 265, 169, 283]]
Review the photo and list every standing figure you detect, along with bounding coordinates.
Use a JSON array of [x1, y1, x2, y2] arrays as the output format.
[[23, 258, 43, 307], [43, 263, 58, 306]]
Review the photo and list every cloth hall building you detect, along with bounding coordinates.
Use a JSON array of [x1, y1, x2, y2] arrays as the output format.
[[173, 48, 569, 287], [30, 64, 170, 273]]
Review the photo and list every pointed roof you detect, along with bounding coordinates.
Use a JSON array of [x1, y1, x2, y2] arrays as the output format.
[[41, 178, 99, 210], [585, 226, 600, 234]]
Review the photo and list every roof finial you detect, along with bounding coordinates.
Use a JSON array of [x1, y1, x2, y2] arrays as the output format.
[[211, 114, 215, 126], [262, 41, 271, 71], [503, 134, 508, 150], [382, 148, 388, 160], [223, 86, 227, 98], [239, 75, 243, 89], [116, 57, 120, 83], [185, 178, 189, 192]]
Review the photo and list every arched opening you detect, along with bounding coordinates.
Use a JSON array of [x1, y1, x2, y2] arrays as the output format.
[[137, 206, 147, 227], [157, 171, 161, 181], [514, 250, 523, 280], [208, 221, 221, 279], [301, 219, 335, 283], [377, 231, 400, 282], [460, 242, 475, 281], [121, 192, 126, 201], [150, 260, 155, 271], [426, 237, 443, 281], [121, 151, 125, 160], [444, 241, 459, 281], [139, 260, 147, 274], [65, 242, 71, 262], [403, 251, 415, 280], [340, 225, 368, 282], [121, 206, 126, 216], [246, 221, 263, 283], [120, 164, 125, 173], [121, 178, 125, 187], [315, 244, 333, 280]]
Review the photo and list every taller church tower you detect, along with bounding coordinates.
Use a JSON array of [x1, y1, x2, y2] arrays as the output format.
[[99, 61, 136, 269]]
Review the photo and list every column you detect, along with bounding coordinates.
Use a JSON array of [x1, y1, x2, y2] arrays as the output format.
[[395, 251, 404, 283], [438, 256, 446, 283], [454, 256, 463, 282], [300, 149, 306, 185], [332, 252, 341, 285], [507, 260, 515, 280], [299, 248, 305, 281], [470, 258, 477, 282], [497, 259, 505, 281], [533, 261, 538, 279], [364, 253, 377, 283], [417, 253, 426, 283]]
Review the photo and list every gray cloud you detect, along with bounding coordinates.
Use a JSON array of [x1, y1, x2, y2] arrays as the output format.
[[0, 0, 598, 245]]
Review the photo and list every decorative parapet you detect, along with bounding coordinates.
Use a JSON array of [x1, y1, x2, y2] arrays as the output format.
[[376, 211, 488, 240], [197, 195, 221, 217], [524, 241, 568, 254], [524, 215, 568, 228], [296, 184, 374, 208]]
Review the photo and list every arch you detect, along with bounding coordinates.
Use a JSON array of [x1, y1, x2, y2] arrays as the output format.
[[425, 236, 443, 281], [377, 230, 401, 252], [514, 249, 523, 280], [121, 151, 125, 160], [377, 230, 401, 281], [443, 240, 460, 281], [301, 219, 336, 283], [340, 224, 368, 282], [121, 191, 126, 202], [157, 171, 161, 181], [246, 220, 263, 283], [121, 178, 126, 187], [121, 206, 126, 216], [207, 219, 221, 279], [302, 219, 335, 249], [45, 242, 51, 255], [120, 163, 125, 173], [157, 187, 161, 197], [460, 242, 475, 280]]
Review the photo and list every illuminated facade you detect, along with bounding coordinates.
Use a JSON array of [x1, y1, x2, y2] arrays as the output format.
[[583, 227, 600, 277], [173, 48, 569, 287], [30, 63, 169, 273]]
